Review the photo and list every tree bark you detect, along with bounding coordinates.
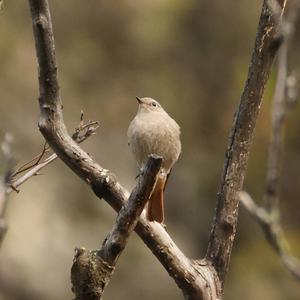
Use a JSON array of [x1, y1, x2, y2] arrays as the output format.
[[71, 155, 163, 299], [28, 0, 286, 298], [240, 4, 300, 282], [206, 0, 287, 286]]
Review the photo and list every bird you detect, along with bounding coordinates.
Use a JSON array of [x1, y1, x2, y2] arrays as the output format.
[[127, 97, 181, 223]]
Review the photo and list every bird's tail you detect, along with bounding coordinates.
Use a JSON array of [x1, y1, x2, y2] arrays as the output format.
[[146, 175, 166, 223]]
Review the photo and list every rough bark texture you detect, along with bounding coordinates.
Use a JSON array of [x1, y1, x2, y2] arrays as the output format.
[[240, 4, 300, 282], [71, 155, 162, 300], [98, 155, 162, 265], [71, 249, 114, 300], [28, 1, 217, 298], [206, 0, 287, 286], [28, 0, 286, 299]]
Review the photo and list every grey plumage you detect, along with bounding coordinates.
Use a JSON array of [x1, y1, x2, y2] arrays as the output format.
[[127, 97, 181, 175], [127, 97, 181, 223]]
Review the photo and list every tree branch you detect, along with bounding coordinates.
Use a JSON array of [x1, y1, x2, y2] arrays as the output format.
[[264, 2, 299, 212], [6, 115, 99, 194], [28, 0, 287, 298], [206, 0, 287, 285], [71, 155, 162, 300], [98, 155, 162, 266], [28, 1, 217, 299], [0, 134, 14, 245], [240, 4, 300, 282], [239, 192, 300, 280]]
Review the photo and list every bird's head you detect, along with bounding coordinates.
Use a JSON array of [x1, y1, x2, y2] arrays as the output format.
[[136, 96, 164, 114]]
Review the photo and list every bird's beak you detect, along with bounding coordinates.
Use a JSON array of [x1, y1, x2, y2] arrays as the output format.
[[136, 96, 143, 104]]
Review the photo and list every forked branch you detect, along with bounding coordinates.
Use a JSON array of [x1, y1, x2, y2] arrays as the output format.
[[28, 0, 287, 299], [28, 1, 217, 299], [71, 155, 162, 300]]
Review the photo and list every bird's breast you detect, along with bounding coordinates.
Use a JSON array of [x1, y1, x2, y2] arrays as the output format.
[[128, 113, 181, 172]]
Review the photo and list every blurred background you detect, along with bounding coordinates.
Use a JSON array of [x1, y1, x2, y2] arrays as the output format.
[[0, 1, 300, 299]]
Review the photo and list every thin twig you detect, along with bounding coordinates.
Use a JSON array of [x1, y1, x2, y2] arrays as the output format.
[[239, 192, 300, 280], [0, 133, 14, 245], [11, 142, 49, 178], [7, 117, 99, 194], [7, 153, 55, 194], [264, 3, 298, 212]]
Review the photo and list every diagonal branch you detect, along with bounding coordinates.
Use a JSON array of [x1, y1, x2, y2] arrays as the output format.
[[11, 142, 49, 178], [28, 1, 217, 299], [71, 155, 162, 300], [206, 0, 287, 285], [98, 155, 162, 266], [239, 191, 300, 280]]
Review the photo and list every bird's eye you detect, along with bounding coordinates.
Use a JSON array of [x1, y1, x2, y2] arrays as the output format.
[[151, 102, 157, 107]]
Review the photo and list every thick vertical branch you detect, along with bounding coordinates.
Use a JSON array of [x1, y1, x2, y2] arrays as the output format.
[[29, 0, 93, 181], [206, 0, 287, 284], [240, 4, 300, 281]]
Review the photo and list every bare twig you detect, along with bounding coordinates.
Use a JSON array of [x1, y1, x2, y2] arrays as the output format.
[[71, 155, 162, 300], [7, 116, 99, 194], [264, 3, 298, 212], [7, 152, 55, 194], [267, 0, 287, 18], [286, 72, 299, 109], [240, 4, 300, 282], [71, 111, 99, 143], [239, 192, 300, 280], [11, 142, 49, 178], [0, 133, 14, 245]]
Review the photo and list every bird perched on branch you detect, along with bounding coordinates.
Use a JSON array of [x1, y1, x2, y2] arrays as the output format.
[[127, 97, 181, 223]]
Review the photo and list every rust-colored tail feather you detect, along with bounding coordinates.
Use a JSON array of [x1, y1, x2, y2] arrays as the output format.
[[147, 176, 166, 223]]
